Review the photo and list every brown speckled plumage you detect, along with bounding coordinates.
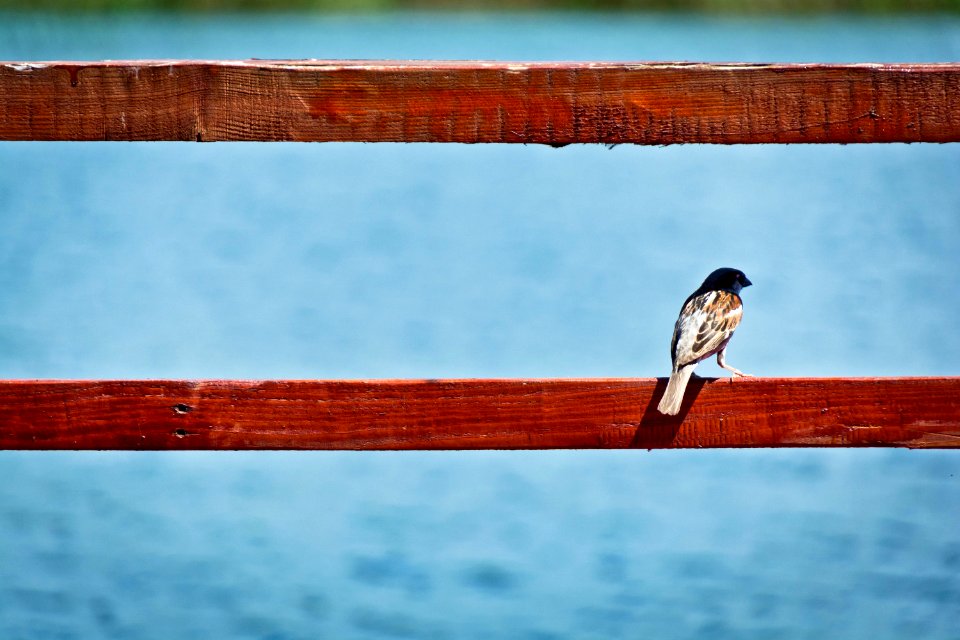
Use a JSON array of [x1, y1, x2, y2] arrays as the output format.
[[673, 291, 743, 367]]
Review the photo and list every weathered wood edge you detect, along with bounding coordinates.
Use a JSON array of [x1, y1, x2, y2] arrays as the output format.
[[2, 60, 959, 143], [1, 377, 958, 450]]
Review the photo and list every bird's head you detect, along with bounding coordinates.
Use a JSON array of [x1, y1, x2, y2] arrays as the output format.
[[700, 267, 752, 294]]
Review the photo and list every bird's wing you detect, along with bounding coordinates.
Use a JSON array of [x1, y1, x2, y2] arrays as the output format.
[[671, 291, 743, 368]]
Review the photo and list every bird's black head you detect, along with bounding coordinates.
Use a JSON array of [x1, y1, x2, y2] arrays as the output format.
[[698, 268, 752, 294]]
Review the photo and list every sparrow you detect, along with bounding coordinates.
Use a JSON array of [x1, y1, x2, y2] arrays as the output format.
[[657, 268, 753, 416]]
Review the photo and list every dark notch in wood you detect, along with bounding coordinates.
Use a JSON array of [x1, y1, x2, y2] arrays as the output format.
[[1, 378, 958, 450], [1, 61, 959, 144]]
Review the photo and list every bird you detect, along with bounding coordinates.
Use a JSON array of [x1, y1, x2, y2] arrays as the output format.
[[657, 268, 753, 416]]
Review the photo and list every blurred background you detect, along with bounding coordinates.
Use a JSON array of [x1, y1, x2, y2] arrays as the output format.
[[2, 0, 960, 13], [1, 3, 959, 640]]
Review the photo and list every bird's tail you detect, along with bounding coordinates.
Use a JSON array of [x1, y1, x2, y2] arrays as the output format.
[[657, 365, 695, 415]]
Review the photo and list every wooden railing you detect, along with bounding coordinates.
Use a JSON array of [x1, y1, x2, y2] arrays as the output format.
[[2, 60, 959, 450], [2, 61, 959, 144], [2, 378, 959, 450]]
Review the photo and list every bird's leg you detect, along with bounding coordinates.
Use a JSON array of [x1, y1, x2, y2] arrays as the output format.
[[717, 347, 752, 378]]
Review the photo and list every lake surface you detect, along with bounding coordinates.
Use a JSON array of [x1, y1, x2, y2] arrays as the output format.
[[1, 11, 959, 639]]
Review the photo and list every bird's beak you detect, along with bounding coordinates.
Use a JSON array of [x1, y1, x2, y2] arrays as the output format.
[[742, 276, 753, 287]]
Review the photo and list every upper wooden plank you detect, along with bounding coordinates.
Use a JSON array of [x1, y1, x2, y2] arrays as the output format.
[[1, 60, 959, 143], [1, 378, 958, 450]]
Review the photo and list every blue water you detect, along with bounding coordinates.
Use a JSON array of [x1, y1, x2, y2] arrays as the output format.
[[2, 11, 960, 639]]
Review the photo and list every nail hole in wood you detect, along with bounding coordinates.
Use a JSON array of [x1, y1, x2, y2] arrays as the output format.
[[172, 403, 192, 415]]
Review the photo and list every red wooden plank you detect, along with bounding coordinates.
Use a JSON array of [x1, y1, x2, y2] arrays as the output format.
[[1, 60, 959, 143], [1, 378, 958, 450]]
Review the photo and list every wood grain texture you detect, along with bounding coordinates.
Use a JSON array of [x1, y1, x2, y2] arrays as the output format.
[[1, 378, 958, 450], [2, 61, 959, 143]]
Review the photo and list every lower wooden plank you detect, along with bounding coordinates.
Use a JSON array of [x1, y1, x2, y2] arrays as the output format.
[[0, 378, 957, 450], [1, 61, 959, 144]]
